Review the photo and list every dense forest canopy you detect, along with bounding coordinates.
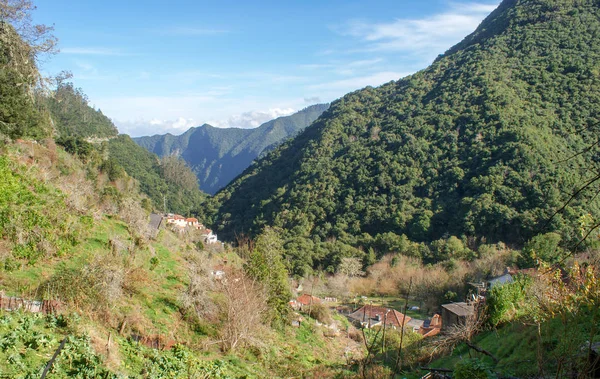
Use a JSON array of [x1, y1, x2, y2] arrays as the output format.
[[213, 0, 600, 274], [44, 81, 119, 139], [134, 104, 329, 195]]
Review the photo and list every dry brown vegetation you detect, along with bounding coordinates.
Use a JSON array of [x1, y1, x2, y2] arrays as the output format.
[[217, 270, 269, 352]]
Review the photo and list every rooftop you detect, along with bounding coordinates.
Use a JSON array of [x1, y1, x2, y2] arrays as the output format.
[[441, 302, 475, 317]]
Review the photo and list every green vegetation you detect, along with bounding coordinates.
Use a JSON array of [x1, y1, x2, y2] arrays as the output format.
[[0, 22, 50, 140], [134, 104, 329, 194], [213, 0, 600, 275], [0, 155, 80, 265], [44, 81, 118, 139], [107, 134, 208, 216]]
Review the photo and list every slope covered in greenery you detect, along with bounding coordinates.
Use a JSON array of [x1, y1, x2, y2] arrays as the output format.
[[214, 0, 600, 266], [44, 81, 118, 139], [134, 104, 329, 194], [107, 134, 208, 217]]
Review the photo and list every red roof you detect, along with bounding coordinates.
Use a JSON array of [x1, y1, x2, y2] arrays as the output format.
[[348, 305, 411, 328], [297, 294, 321, 306], [419, 314, 442, 337], [186, 218, 198, 222]]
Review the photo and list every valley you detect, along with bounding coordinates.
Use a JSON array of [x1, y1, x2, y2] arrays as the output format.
[[1, 0, 600, 378]]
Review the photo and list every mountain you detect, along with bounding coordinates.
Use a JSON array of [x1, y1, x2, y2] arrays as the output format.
[[44, 82, 119, 139], [134, 104, 329, 194], [107, 134, 208, 217], [213, 0, 600, 267]]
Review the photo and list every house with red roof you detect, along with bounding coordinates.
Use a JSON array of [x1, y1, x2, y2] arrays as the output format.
[[347, 305, 411, 329]]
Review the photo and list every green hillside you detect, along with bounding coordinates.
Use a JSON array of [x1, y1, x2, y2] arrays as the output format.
[[107, 134, 208, 218], [43, 81, 118, 139], [134, 104, 329, 194], [214, 0, 600, 266]]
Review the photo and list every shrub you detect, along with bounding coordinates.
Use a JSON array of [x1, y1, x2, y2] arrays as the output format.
[[454, 358, 496, 379], [308, 303, 332, 324], [486, 275, 532, 326]]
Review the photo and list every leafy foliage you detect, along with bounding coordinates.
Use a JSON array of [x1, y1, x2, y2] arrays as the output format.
[[517, 232, 564, 268], [134, 104, 329, 194], [0, 156, 80, 264], [107, 134, 208, 217], [454, 358, 497, 379], [486, 274, 532, 326], [0, 22, 49, 139], [214, 0, 600, 271], [44, 81, 118, 139], [245, 227, 292, 325]]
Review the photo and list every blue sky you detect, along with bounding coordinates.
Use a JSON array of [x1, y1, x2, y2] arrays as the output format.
[[34, 0, 499, 136]]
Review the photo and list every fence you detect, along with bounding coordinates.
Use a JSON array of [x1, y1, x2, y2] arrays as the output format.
[[0, 294, 62, 314]]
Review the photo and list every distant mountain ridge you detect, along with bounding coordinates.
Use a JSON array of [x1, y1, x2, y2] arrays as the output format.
[[134, 104, 329, 194]]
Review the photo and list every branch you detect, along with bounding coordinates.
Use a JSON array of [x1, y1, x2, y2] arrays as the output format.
[[465, 340, 499, 363], [542, 173, 600, 231]]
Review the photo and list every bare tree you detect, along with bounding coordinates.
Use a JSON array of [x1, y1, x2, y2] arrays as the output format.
[[0, 0, 58, 63], [217, 270, 268, 352], [338, 257, 364, 277], [180, 256, 216, 321]]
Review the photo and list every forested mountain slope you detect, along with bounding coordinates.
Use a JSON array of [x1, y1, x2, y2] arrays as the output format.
[[107, 135, 208, 217], [134, 104, 329, 194], [214, 0, 600, 254], [44, 82, 118, 139]]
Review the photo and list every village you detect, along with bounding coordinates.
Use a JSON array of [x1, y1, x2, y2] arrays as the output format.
[[284, 266, 540, 348], [149, 212, 540, 347], [150, 213, 220, 245]]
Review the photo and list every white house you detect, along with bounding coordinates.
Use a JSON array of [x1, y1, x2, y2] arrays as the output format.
[[166, 214, 187, 228], [201, 228, 218, 244]]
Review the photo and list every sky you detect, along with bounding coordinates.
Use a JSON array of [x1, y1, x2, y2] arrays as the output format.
[[33, 0, 500, 137]]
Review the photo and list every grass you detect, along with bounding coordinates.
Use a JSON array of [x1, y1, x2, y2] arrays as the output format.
[[424, 316, 596, 378]]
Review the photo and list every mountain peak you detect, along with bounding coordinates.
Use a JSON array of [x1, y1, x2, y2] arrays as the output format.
[[134, 105, 329, 194], [213, 0, 600, 273]]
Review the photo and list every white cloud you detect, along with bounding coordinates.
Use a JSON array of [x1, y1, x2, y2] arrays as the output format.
[[308, 71, 409, 92], [61, 47, 128, 56], [335, 2, 498, 58], [304, 96, 322, 104], [208, 108, 297, 129], [117, 117, 198, 137]]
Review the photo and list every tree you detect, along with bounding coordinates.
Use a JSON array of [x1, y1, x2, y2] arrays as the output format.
[[217, 270, 268, 352], [0, 0, 57, 64], [337, 257, 364, 277], [159, 155, 199, 192], [245, 227, 292, 326]]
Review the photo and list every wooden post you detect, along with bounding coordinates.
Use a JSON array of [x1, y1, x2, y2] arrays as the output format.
[[106, 332, 112, 359]]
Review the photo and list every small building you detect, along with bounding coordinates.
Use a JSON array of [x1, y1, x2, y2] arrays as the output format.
[[200, 228, 218, 244], [487, 272, 514, 289], [419, 314, 442, 337], [347, 305, 411, 329], [186, 217, 199, 227], [441, 302, 475, 330], [148, 213, 163, 237], [166, 214, 187, 228], [406, 318, 425, 333], [296, 294, 321, 311]]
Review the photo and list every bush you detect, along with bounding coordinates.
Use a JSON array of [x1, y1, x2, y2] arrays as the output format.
[[307, 303, 332, 324], [486, 275, 532, 326], [454, 358, 496, 379], [518, 232, 563, 268]]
